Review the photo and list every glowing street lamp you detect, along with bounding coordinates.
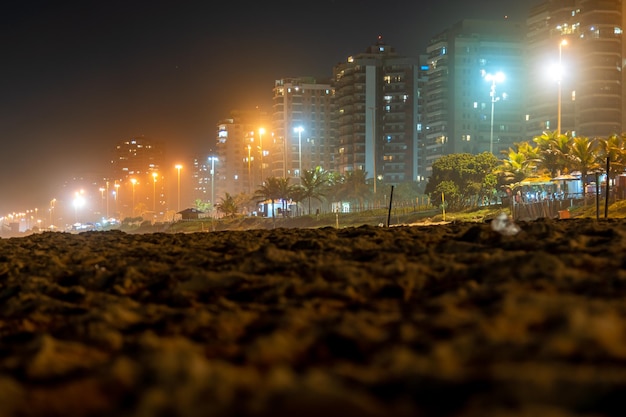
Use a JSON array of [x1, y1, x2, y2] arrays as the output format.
[[258, 128, 265, 184], [114, 182, 120, 217], [152, 172, 158, 213], [99, 187, 105, 216], [294, 126, 303, 178], [49, 198, 56, 228], [484, 71, 505, 154], [246, 144, 252, 193], [73, 190, 85, 223], [557, 39, 568, 136], [208, 156, 218, 215], [105, 181, 110, 219], [175, 164, 183, 213], [130, 178, 137, 216]]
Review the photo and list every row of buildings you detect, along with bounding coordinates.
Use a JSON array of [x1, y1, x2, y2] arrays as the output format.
[[110, 0, 625, 219]]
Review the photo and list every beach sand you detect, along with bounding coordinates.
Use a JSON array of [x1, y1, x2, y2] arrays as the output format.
[[1, 218, 626, 416]]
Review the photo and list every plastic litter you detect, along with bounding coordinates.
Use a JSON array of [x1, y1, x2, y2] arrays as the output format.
[[490, 212, 521, 236]]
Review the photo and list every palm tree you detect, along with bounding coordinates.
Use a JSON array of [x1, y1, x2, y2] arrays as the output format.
[[570, 136, 600, 192], [323, 171, 344, 212], [495, 142, 540, 191], [597, 134, 626, 200], [276, 177, 294, 217], [341, 169, 370, 211], [216, 192, 239, 218], [533, 130, 573, 177], [253, 177, 282, 219], [298, 166, 329, 214]]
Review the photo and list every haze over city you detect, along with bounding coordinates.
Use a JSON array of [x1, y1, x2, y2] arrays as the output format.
[[1, 0, 533, 216]]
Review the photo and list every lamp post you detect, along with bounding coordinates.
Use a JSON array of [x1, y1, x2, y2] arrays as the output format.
[[247, 144, 252, 193], [294, 126, 303, 178], [49, 198, 56, 229], [175, 164, 182, 213], [114, 182, 120, 218], [484, 71, 505, 154], [130, 178, 137, 216], [105, 181, 109, 219], [99, 187, 105, 216], [258, 128, 265, 184], [557, 39, 568, 136], [208, 156, 218, 215], [152, 172, 158, 213], [73, 190, 85, 223]]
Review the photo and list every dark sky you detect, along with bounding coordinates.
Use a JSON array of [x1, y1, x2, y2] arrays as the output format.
[[1, 0, 535, 214]]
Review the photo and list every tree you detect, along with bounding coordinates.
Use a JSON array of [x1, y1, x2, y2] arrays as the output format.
[[340, 169, 370, 210], [495, 141, 541, 193], [424, 152, 499, 211], [194, 199, 211, 213], [570, 136, 600, 191], [276, 177, 296, 217], [532, 130, 573, 177], [216, 193, 239, 218], [597, 134, 626, 183], [253, 177, 282, 219], [252, 177, 295, 218], [297, 166, 329, 214]]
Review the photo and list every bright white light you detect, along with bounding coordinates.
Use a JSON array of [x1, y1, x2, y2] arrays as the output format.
[[484, 71, 505, 84]]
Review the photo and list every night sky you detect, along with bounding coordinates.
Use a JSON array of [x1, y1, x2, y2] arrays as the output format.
[[1, 0, 535, 215]]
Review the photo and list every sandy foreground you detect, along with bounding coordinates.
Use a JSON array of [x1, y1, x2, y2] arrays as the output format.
[[1, 218, 626, 417]]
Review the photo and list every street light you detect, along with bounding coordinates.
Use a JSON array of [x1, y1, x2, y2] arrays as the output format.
[[105, 181, 110, 219], [557, 39, 568, 136], [258, 128, 265, 184], [152, 172, 158, 213], [73, 190, 85, 223], [99, 187, 105, 216], [246, 144, 252, 193], [208, 156, 218, 215], [130, 178, 137, 216], [484, 71, 505, 154], [175, 164, 183, 213], [114, 182, 120, 218], [294, 126, 303, 178], [49, 198, 56, 229]]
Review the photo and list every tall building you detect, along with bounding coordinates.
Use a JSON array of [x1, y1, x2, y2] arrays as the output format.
[[332, 36, 420, 185], [423, 19, 526, 175], [416, 55, 430, 183], [214, 109, 269, 201], [271, 77, 335, 180], [109, 137, 165, 219], [526, 0, 623, 138]]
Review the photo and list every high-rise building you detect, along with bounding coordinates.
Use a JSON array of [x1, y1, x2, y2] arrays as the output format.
[[332, 36, 420, 186], [109, 137, 165, 219], [526, 0, 622, 138], [271, 77, 335, 180], [423, 19, 526, 175], [416, 55, 430, 184], [214, 109, 269, 202]]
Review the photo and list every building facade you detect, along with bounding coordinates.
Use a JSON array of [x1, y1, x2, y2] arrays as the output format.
[[422, 19, 526, 175], [271, 77, 335, 180], [526, 0, 623, 138], [214, 109, 269, 202], [332, 36, 420, 186], [109, 137, 165, 219]]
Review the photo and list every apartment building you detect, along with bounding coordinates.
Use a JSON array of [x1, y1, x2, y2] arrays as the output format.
[[332, 36, 420, 185], [526, 0, 623, 138], [422, 19, 526, 175], [271, 77, 335, 180]]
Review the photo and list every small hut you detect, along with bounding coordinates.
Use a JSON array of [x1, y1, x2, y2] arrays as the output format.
[[178, 208, 204, 220]]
